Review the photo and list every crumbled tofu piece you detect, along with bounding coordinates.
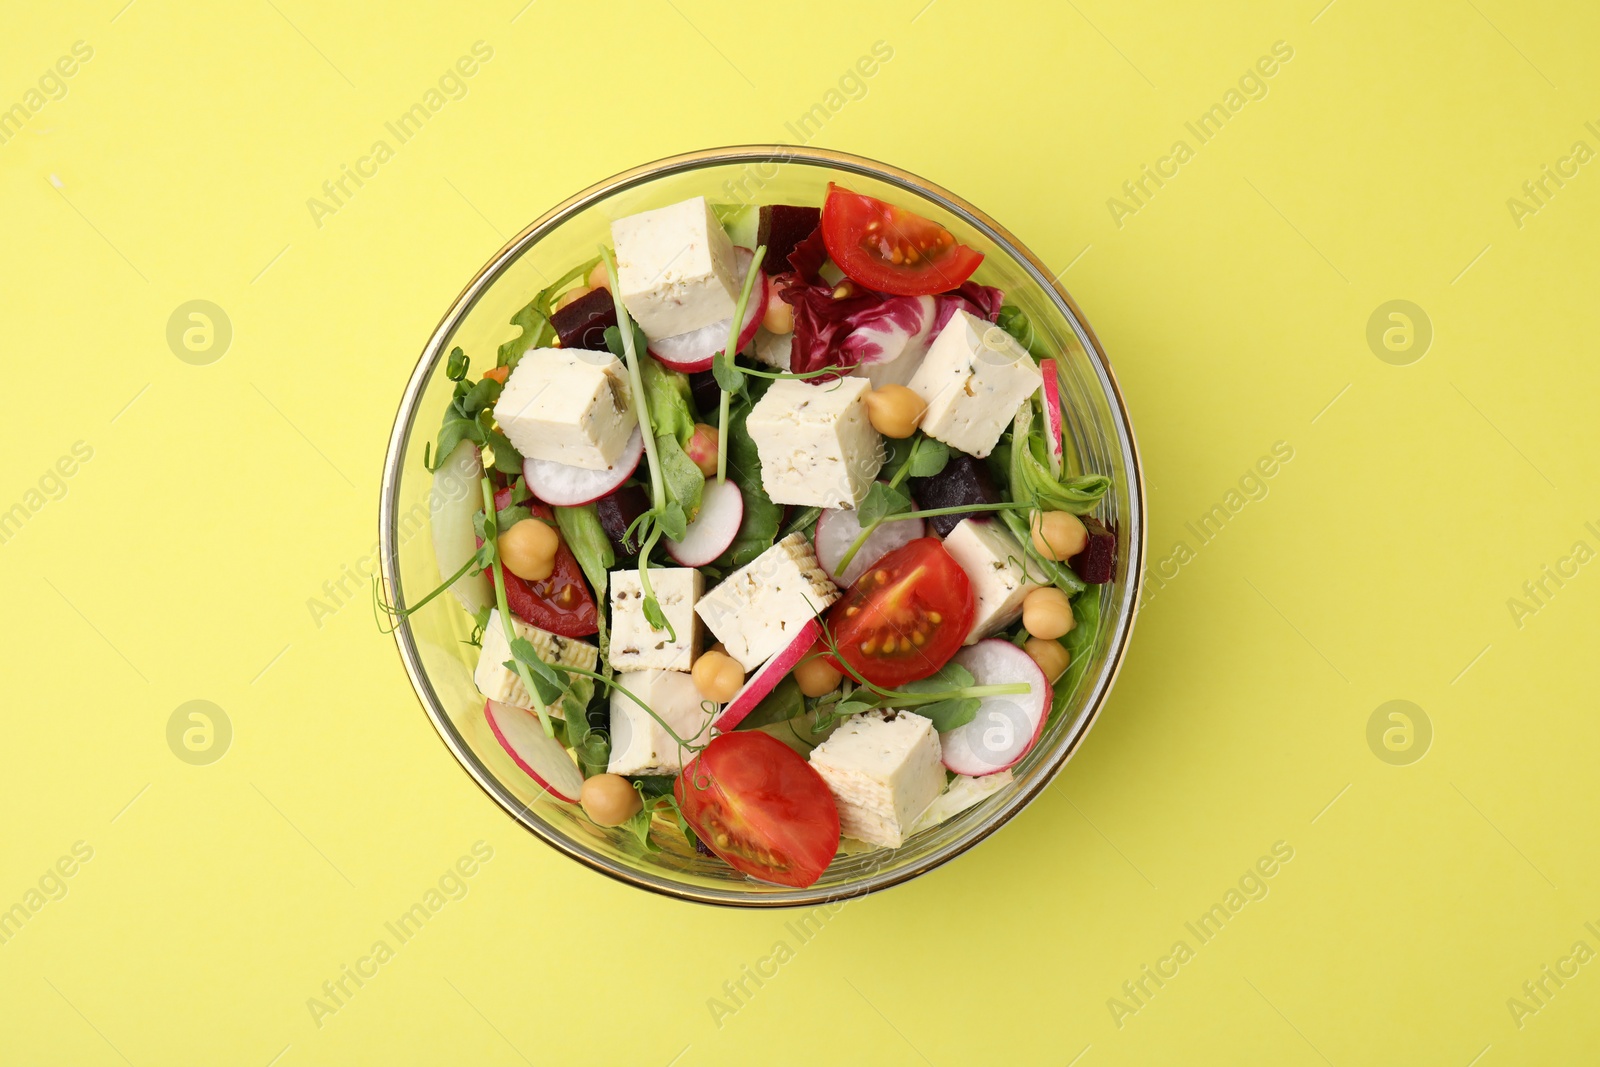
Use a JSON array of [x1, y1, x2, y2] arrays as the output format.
[[607, 670, 715, 776], [745, 377, 884, 509], [610, 568, 702, 672], [809, 709, 945, 848], [909, 771, 1014, 835], [493, 348, 636, 471], [751, 326, 792, 370], [940, 518, 1044, 643], [907, 310, 1043, 458], [611, 196, 740, 341], [474, 608, 599, 713], [696, 533, 839, 670]]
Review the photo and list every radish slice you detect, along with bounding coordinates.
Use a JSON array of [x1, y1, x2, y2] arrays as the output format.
[[522, 425, 643, 506], [431, 440, 493, 614], [484, 699, 584, 802], [665, 478, 743, 566], [713, 619, 822, 731], [648, 248, 768, 372], [1041, 359, 1064, 472], [814, 496, 925, 588], [938, 639, 1052, 776]]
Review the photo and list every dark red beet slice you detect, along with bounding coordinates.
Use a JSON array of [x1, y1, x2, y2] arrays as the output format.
[[909, 454, 1002, 538], [1070, 516, 1116, 584], [597, 484, 650, 557], [757, 205, 822, 276], [551, 288, 617, 351], [687, 370, 722, 419]]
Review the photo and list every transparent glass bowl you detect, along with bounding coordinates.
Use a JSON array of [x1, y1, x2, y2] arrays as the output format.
[[379, 147, 1146, 906]]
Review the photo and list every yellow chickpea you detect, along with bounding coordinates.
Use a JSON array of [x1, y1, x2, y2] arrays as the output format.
[[587, 261, 610, 291], [555, 285, 593, 312], [794, 654, 843, 698], [1031, 510, 1088, 561], [1025, 637, 1071, 683], [1022, 587, 1076, 641], [692, 650, 746, 703], [762, 296, 794, 335], [498, 518, 560, 581], [864, 385, 927, 439], [685, 423, 720, 478], [580, 774, 642, 827]]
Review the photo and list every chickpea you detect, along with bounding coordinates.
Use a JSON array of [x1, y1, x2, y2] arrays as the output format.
[[794, 653, 843, 698], [498, 518, 560, 581], [692, 650, 746, 703], [555, 285, 593, 312], [1025, 637, 1071, 683], [580, 773, 642, 827], [587, 261, 610, 291], [864, 385, 927, 439], [762, 296, 794, 335], [685, 423, 720, 478], [1022, 587, 1076, 641], [1031, 510, 1088, 561]]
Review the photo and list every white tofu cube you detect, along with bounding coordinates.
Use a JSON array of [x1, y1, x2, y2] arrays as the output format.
[[493, 348, 636, 472], [607, 670, 715, 776], [907, 310, 1043, 458], [808, 709, 945, 848], [745, 377, 884, 509], [695, 533, 839, 671], [610, 568, 702, 672], [474, 608, 599, 713], [611, 196, 740, 341], [941, 518, 1044, 644]]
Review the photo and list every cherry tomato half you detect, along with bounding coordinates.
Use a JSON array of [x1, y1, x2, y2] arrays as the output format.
[[824, 537, 974, 688], [820, 183, 985, 297], [491, 489, 598, 637], [676, 732, 841, 887]]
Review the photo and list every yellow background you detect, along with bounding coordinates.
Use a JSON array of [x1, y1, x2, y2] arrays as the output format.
[[3, 1, 1596, 1063]]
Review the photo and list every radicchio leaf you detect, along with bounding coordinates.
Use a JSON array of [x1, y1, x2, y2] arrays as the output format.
[[930, 281, 1006, 335], [787, 226, 829, 282]]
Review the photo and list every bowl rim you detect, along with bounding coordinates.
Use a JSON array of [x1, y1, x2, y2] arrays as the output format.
[[379, 145, 1147, 907]]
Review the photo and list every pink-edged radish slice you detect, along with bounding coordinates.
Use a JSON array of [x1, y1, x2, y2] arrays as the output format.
[[648, 248, 768, 372], [522, 424, 643, 507], [1041, 359, 1064, 473], [814, 498, 925, 588], [938, 639, 1052, 776], [664, 478, 743, 566], [713, 619, 822, 732], [484, 699, 584, 802]]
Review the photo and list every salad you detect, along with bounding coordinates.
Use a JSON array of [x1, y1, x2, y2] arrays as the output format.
[[386, 185, 1115, 888]]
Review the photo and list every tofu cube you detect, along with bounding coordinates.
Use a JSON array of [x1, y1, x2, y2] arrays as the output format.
[[610, 568, 702, 672], [907, 310, 1043, 458], [745, 377, 884, 509], [474, 608, 599, 713], [696, 533, 839, 670], [493, 348, 636, 472], [941, 518, 1044, 644], [611, 196, 740, 341], [808, 709, 945, 848], [607, 670, 715, 776]]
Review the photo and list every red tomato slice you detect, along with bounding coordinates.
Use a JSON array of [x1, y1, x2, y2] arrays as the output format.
[[820, 183, 985, 297], [824, 537, 974, 688], [676, 732, 840, 888], [491, 489, 598, 637]]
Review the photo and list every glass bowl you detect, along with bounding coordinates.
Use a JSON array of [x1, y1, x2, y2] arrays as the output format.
[[379, 146, 1146, 906]]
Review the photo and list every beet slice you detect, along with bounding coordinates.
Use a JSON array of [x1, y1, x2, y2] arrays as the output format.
[[909, 454, 1002, 538], [1069, 516, 1116, 584], [596, 484, 650, 557], [687, 369, 722, 418], [757, 205, 822, 276], [551, 288, 617, 351]]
